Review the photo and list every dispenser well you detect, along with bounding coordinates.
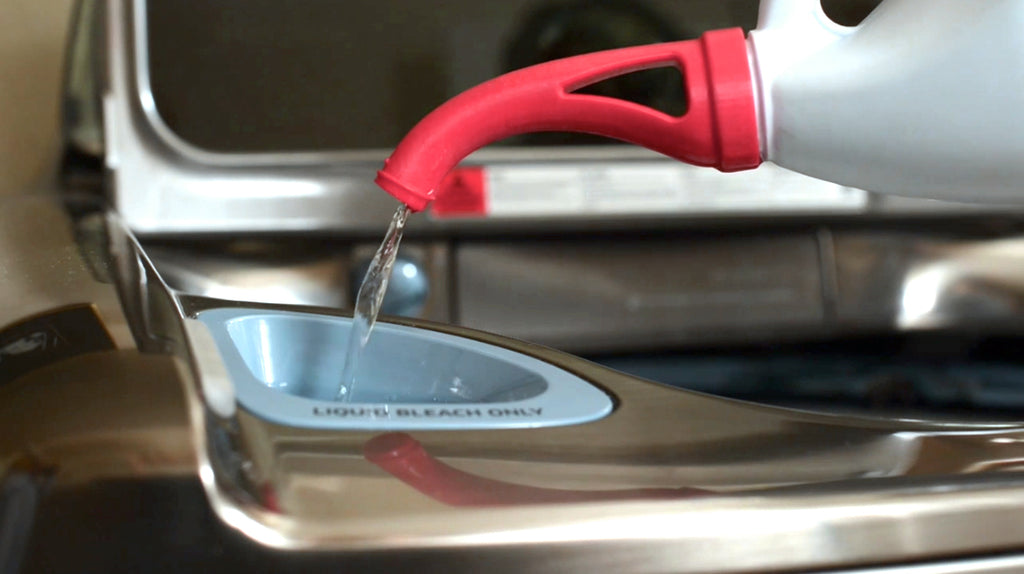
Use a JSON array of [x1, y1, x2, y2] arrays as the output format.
[[192, 308, 613, 430]]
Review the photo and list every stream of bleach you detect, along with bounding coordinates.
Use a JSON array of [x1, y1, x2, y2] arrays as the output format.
[[337, 204, 412, 401]]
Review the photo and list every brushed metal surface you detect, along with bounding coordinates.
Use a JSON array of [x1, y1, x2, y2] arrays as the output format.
[[456, 234, 826, 352]]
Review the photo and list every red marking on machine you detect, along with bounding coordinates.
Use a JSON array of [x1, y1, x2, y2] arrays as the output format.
[[431, 167, 488, 218], [364, 432, 712, 506]]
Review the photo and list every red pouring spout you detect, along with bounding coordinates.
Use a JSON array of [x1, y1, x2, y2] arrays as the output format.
[[375, 27, 761, 212]]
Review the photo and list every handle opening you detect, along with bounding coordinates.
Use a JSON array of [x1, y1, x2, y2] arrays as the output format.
[[570, 64, 688, 118]]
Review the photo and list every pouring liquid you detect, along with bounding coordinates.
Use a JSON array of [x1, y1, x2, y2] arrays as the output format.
[[337, 204, 412, 401]]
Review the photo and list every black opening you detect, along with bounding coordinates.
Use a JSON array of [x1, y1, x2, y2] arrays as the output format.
[[819, 0, 882, 27], [573, 66, 688, 118]]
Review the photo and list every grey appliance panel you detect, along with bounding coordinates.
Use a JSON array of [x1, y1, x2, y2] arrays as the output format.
[[833, 231, 1024, 332], [456, 235, 824, 352]]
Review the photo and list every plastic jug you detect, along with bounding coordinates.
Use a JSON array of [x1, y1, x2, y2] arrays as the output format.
[[752, 0, 1024, 204], [375, 0, 1024, 211]]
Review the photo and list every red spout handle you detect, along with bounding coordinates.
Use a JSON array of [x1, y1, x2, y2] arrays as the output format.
[[376, 28, 760, 212], [365, 433, 710, 506]]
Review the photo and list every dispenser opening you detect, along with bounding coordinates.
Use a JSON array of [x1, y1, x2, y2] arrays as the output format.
[[223, 314, 548, 404], [193, 308, 613, 430]]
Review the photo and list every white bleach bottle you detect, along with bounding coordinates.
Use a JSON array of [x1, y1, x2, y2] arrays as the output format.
[[750, 0, 1024, 204]]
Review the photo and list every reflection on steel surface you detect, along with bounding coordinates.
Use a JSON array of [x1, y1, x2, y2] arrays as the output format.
[[364, 433, 710, 506], [897, 238, 1024, 330]]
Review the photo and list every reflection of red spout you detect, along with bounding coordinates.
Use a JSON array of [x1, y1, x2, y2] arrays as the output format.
[[365, 433, 710, 507], [376, 28, 760, 212]]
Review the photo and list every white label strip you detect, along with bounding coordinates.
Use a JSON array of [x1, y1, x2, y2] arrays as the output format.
[[483, 162, 867, 217]]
